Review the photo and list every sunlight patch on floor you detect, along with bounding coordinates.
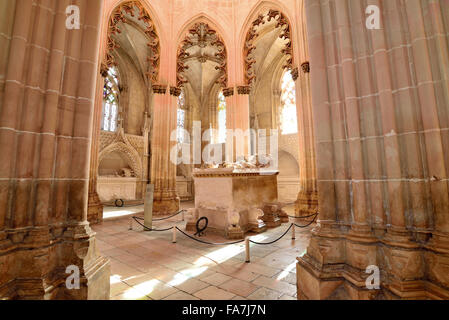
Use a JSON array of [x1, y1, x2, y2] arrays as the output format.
[[167, 273, 190, 286], [110, 275, 122, 284], [130, 279, 159, 297], [247, 234, 269, 243], [204, 244, 244, 263], [276, 262, 296, 281], [180, 266, 209, 278]]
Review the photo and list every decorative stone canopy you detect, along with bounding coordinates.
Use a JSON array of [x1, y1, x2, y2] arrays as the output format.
[[244, 9, 294, 86], [104, 1, 160, 83], [177, 22, 228, 88]]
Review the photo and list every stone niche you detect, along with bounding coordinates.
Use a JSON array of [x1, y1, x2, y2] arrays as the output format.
[[97, 176, 138, 202], [97, 129, 148, 203], [187, 168, 280, 239]]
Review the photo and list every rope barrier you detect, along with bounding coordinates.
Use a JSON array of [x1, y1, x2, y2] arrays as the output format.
[[175, 227, 245, 246], [132, 216, 174, 232], [249, 223, 294, 245], [133, 209, 185, 222], [105, 203, 144, 208], [293, 213, 318, 228], [130, 210, 319, 265], [287, 212, 319, 219]]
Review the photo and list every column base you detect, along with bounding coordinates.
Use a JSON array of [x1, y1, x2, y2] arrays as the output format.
[[0, 223, 110, 300], [249, 220, 267, 233], [87, 192, 103, 225], [261, 204, 281, 228], [297, 228, 449, 300], [297, 255, 383, 300], [153, 195, 180, 216], [278, 209, 290, 223], [295, 190, 318, 221], [226, 226, 244, 240]]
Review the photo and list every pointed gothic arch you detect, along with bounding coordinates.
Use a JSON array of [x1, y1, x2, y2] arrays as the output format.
[[102, 0, 161, 84], [241, 4, 295, 86]]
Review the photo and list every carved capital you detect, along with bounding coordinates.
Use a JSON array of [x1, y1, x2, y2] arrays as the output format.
[[100, 63, 109, 78], [301, 61, 310, 74], [291, 67, 299, 81], [237, 85, 251, 95], [223, 87, 234, 97], [170, 86, 182, 97], [152, 84, 167, 95]]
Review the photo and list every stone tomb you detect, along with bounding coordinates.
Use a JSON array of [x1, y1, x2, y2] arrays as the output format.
[[187, 168, 282, 239]]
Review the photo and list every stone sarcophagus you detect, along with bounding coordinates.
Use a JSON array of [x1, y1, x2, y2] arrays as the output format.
[[187, 168, 280, 239]]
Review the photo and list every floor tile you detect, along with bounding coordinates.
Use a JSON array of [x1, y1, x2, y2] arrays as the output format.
[[247, 287, 282, 300], [252, 276, 296, 296], [174, 278, 210, 294], [193, 286, 235, 300], [219, 278, 259, 297], [163, 291, 200, 300], [201, 272, 232, 286]]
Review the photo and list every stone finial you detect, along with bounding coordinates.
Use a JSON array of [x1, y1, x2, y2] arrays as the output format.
[[301, 61, 310, 74], [237, 85, 251, 95], [152, 84, 167, 94], [170, 86, 182, 97], [223, 87, 234, 97]]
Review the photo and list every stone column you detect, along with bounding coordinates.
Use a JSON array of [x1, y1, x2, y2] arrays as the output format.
[[223, 87, 235, 163], [230, 85, 250, 161], [297, 0, 449, 300], [151, 84, 180, 215], [87, 65, 107, 225], [294, 64, 318, 219], [0, 0, 109, 299]]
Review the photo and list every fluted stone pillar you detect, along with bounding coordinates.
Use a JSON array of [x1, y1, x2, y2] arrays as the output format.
[[294, 64, 318, 219], [223, 87, 235, 163], [223, 85, 251, 162], [297, 0, 449, 300], [87, 66, 107, 225], [151, 85, 180, 215], [0, 0, 109, 299]]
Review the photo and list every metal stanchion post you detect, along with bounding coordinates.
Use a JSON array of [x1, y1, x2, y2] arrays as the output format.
[[129, 218, 133, 230], [144, 184, 154, 230], [182, 210, 185, 222], [172, 227, 177, 243], [245, 237, 250, 263], [291, 223, 296, 240]]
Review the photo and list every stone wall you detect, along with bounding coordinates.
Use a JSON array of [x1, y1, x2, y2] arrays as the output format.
[[298, 0, 449, 300], [0, 0, 109, 299]]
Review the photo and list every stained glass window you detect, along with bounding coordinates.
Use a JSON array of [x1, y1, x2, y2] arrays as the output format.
[[177, 89, 186, 143], [280, 70, 298, 135], [102, 67, 119, 132], [217, 90, 226, 143]]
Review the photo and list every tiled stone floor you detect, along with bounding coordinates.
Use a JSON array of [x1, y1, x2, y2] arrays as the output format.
[[93, 205, 312, 300]]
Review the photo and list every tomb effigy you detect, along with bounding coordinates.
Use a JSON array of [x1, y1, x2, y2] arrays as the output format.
[[186, 159, 285, 239]]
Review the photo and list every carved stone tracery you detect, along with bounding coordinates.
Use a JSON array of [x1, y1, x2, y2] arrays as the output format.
[[98, 129, 144, 179], [177, 22, 228, 88], [244, 10, 294, 86], [104, 1, 160, 83]]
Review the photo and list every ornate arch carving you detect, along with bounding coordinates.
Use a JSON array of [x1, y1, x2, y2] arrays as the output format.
[[102, 1, 160, 83], [176, 22, 228, 88], [98, 129, 143, 179], [243, 9, 294, 86]]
